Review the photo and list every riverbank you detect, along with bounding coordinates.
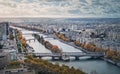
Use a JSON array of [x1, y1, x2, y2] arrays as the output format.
[[59, 37, 120, 67], [102, 58, 120, 67], [52, 34, 120, 67]]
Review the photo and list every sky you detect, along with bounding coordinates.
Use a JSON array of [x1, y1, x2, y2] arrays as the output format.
[[0, 0, 120, 18]]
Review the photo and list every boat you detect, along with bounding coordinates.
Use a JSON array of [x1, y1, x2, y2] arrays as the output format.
[[62, 55, 70, 61]]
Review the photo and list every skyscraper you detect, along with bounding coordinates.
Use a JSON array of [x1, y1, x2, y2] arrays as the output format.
[[0, 22, 9, 41]]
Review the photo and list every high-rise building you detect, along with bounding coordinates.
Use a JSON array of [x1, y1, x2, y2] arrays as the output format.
[[0, 22, 9, 41], [0, 22, 10, 69]]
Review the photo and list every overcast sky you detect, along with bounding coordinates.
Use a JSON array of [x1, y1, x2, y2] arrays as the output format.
[[0, 0, 120, 18]]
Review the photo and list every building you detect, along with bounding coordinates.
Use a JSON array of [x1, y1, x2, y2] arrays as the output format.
[[3, 49, 17, 61], [0, 22, 10, 69], [0, 22, 9, 41], [0, 51, 10, 69]]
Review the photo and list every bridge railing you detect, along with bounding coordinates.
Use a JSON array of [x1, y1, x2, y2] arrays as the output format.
[[26, 39, 36, 41], [33, 53, 52, 56], [62, 52, 86, 56]]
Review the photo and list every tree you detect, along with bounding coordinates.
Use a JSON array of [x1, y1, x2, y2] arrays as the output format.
[[95, 48, 103, 52], [91, 46, 96, 52], [24, 54, 85, 74], [112, 55, 117, 62], [83, 43, 88, 49], [74, 41, 80, 46], [17, 43, 21, 53], [105, 48, 110, 54], [52, 45, 59, 52], [18, 33, 22, 39], [9, 34, 14, 40], [105, 50, 112, 59], [117, 52, 120, 61], [44, 41, 53, 49], [21, 38, 26, 47]]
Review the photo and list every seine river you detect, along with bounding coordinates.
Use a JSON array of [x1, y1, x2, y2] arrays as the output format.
[[14, 27, 120, 74], [39, 34, 120, 74], [50, 59, 120, 74]]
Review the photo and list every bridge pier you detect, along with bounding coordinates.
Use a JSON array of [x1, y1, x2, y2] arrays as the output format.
[[59, 56, 62, 60], [91, 56, 100, 59], [38, 56, 42, 59], [52, 56, 55, 60], [75, 56, 79, 60], [36, 57, 41, 59]]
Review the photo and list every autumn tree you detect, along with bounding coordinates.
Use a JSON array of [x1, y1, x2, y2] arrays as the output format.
[[18, 33, 22, 39], [24, 56, 85, 74], [21, 37, 27, 47], [9, 34, 14, 40], [44, 41, 52, 49], [74, 41, 81, 46], [52, 45, 59, 52], [105, 50, 112, 59], [95, 48, 103, 52], [105, 49, 119, 61]]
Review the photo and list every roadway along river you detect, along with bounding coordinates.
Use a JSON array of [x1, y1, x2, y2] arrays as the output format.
[[13, 27, 120, 74]]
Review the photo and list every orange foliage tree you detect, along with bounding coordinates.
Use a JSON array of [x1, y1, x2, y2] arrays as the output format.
[[105, 49, 120, 62], [74, 41, 81, 46], [20, 37, 27, 47], [95, 48, 103, 52], [56, 33, 70, 42], [52, 45, 59, 52], [44, 41, 52, 49], [18, 33, 22, 39]]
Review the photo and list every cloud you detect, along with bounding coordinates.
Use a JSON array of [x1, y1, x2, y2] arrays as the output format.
[[85, 0, 93, 5], [0, 0, 120, 18]]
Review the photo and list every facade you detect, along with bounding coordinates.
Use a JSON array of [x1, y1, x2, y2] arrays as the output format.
[[0, 22, 10, 69], [0, 22, 9, 41]]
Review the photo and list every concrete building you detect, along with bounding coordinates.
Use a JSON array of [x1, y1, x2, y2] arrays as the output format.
[[0, 22, 9, 41], [0, 22, 10, 69]]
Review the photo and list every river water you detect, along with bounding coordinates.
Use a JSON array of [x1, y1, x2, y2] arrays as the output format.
[[50, 59, 120, 74], [12, 27, 120, 74], [44, 38, 82, 53]]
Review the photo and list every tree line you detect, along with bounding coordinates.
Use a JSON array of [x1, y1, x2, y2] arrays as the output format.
[[34, 34, 61, 53], [105, 49, 120, 62], [24, 55, 85, 74], [55, 33, 70, 42], [74, 41, 103, 52], [17, 30, 27, 52]]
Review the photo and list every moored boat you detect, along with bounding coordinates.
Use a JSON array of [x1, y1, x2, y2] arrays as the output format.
[[62, 55, 70, 61]]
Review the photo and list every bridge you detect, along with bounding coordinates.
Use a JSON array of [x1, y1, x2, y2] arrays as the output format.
[[21, 31, 40, 35], [26, 39, 36, 42], [32, 52, 104, 60]]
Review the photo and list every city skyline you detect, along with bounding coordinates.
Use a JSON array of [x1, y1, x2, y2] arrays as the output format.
[[0, 0, 120, 18]]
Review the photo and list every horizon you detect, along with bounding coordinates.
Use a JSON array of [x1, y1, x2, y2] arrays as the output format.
[[0, 17, 120, 23]]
